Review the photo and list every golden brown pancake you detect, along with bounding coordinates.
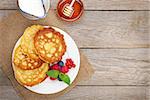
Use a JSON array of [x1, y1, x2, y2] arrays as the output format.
[[14, 63, 48, 86], [13, 25, 67, 87], [34, 27, 66, 63], [13, 46, 43, 70], [21, 25, 44, 59]]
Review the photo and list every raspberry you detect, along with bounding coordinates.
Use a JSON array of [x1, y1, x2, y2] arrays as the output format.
[[50, 77, 57, 80], [51, 64, 60, 70], [72, 64, 76, 68], [65, 58, 76, 69], [61, 66, 69, 73]]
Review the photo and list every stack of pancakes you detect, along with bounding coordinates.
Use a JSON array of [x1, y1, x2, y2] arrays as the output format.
[[13, 25, 66, 86]]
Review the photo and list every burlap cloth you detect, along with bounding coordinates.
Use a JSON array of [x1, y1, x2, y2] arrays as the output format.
[[0, 10, 94, 100]]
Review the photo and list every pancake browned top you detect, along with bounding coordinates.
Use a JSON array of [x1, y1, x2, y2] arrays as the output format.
[[14, 63, 48, 86], [34, 27, 66, 63], [21, 25, 44, 59], [14, 46, 43, 70]]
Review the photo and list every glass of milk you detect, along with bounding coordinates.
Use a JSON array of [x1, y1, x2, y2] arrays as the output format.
[[17, 0, 50, 20]]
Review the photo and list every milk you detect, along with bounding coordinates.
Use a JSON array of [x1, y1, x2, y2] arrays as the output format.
[[18, 0, 50, 20]]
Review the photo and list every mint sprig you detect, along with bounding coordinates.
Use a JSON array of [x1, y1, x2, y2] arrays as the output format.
[[46, 70, 71, 85], [46, 70, 59, 78], [59, 72, 70, 85]]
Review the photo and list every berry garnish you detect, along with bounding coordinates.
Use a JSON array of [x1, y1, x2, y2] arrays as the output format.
[[58, 61, 64, 67], [65, 58, 76, 69], [61, 66, 69, 73], [72, 64, 76, 68], [46, 58, 75, 85], [51, 64, 60, 70], [50, 77, 57, 80]]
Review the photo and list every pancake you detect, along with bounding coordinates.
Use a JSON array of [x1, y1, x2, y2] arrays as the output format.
[[14, 63, 48, 86], [13, 45, 43, 70], [34, 27, 66, 63], [21, 25, 44, 59]]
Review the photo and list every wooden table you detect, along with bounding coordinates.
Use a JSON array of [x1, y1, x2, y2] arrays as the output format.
[[0, 0, 149, 100]]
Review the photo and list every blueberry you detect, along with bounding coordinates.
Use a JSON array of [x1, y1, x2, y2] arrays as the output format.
[[58, 61, 64, 67], [58, 75, 62, 81]]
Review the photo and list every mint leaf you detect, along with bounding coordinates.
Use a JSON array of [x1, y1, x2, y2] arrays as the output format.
[[46, 70, 59, 78], [59, 72, 70, 85]]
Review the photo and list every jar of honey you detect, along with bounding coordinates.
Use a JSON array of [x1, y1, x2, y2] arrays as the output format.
[[57, 0, 84, 22]]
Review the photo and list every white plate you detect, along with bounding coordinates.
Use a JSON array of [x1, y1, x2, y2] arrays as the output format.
[[12, 26, 80, 94]]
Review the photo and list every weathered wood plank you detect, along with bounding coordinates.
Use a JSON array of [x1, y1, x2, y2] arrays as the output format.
[[0, 86, 146, 100], [1, 48, 149, 86], [0, 69, 12, 86], [0, 86, 20, 100], [52, 0, 150, 10], [79, 48, 150, 86], [146, 87, 150, 100], [0, 10, 149, 48], [60, 86, 146, 100], [0, 0, 17, 9], [0, 0, 149, 10], [65, 11, 149, 48]]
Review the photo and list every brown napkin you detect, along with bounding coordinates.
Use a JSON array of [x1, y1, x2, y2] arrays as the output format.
[[0, 10, 94, 99]]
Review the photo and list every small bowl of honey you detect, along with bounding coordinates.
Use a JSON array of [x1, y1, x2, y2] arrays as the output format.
[[57, 0, 84, 22]]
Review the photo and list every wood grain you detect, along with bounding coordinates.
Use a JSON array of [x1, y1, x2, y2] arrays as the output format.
[[64, 11, 149, 48], [0, 0, 149, 99], [0, 69, 12, 86], [79, 48, 150, 86], [0, 0, 149, 10], [52, 0, 150, 10], [60, 86, 146, 100], [0, 10, 149, 48], [146, 87, 149, 100], [1, 48, 149, 86], [0, 86, 146, 100], [0, 86, 20, 100]]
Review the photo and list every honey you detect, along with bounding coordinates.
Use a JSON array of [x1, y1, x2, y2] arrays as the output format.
[[57, 0, 84, 22]]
